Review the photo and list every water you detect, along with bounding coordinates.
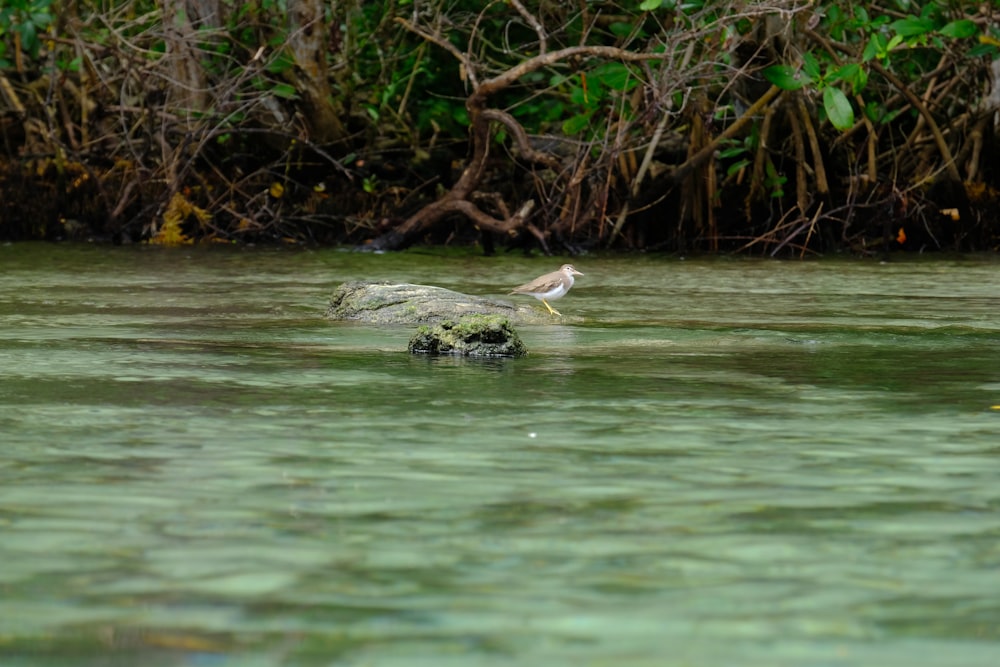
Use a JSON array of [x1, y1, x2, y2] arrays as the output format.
[[1, 244, 999, 666]]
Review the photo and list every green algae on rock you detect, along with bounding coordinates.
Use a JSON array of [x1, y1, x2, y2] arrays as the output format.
[[408, 315, 527, 357]]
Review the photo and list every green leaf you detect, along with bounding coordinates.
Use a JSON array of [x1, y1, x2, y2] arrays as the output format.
[[762, 65, 810, 91], [880, 108, 904, 124], [270, 83, 298, 100], [938, 19, 977, 39], [823, 87, 854, 130], [830, 63, 866, 93], [864, 100, 881, 123], [609, 21, 636, 39], [639, 0, 662, 10], [726, 159, 751, 177], [853, 66, 868, 94], [862, 34, 884, 62], [890, 17, 935, 38], [713, 104, 735, 121], [826, 5, 844, 39], [20, 22, 43, 56], [801, 52, 821, 80], [266, 52, 295, 74], [829, 63, 857, 83], [61, 56, 82, 72], [592, 62, 638, 92], [569, 82, 598, 106], [562, 111, 594, 135], [545, 101, 566, 122], [968, 42, 999, 58]]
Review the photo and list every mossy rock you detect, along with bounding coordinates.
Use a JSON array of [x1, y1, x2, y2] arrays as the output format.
[[408, 315, 527, 357], [326, 280, 558, 325]]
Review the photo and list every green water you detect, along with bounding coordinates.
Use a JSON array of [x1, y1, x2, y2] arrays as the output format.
[[1, 244, 999, 666]]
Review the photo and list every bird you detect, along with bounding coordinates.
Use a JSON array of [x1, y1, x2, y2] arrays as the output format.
[[509, 264, 584, 316]]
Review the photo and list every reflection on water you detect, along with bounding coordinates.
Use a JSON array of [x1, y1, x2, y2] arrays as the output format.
[[1, 244, 999, 666]]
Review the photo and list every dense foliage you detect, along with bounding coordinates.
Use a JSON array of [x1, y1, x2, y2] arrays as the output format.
[[0, 0, 997, 254]]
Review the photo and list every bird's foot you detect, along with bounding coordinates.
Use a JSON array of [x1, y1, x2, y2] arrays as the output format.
[[542, 300, 561, 316]]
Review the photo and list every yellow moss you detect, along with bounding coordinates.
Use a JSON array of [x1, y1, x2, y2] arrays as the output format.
[[150, 191, 210, 245]]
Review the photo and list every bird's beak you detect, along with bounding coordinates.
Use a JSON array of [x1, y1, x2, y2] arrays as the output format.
[[572, 269, 584, 276]]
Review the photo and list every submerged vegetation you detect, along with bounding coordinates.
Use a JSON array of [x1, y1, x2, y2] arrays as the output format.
[[0, 0, 998, 254]]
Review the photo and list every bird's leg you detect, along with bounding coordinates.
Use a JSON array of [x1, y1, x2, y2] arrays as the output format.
[[541, 299, 561, 316]]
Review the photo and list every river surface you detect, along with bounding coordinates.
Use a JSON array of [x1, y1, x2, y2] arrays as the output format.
[[1, 244, 999, 666]]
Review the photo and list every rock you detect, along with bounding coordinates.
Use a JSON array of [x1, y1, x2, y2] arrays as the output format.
[[408, 315, 527, 357], [325, 280, 556, 325]]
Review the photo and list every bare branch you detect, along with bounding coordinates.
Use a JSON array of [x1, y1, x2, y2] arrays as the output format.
[[395, 17, 477, 88], [481, 109, 561, 169], [508, 0, 547, 55], [476, 45, 672, 100]]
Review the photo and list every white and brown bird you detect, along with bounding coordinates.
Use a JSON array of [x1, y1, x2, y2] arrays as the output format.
[[509, 264, 584, 316]]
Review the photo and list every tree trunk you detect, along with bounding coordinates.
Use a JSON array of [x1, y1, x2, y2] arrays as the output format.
[[160, 0, 211, 115], [286, 0, 346, 144]]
